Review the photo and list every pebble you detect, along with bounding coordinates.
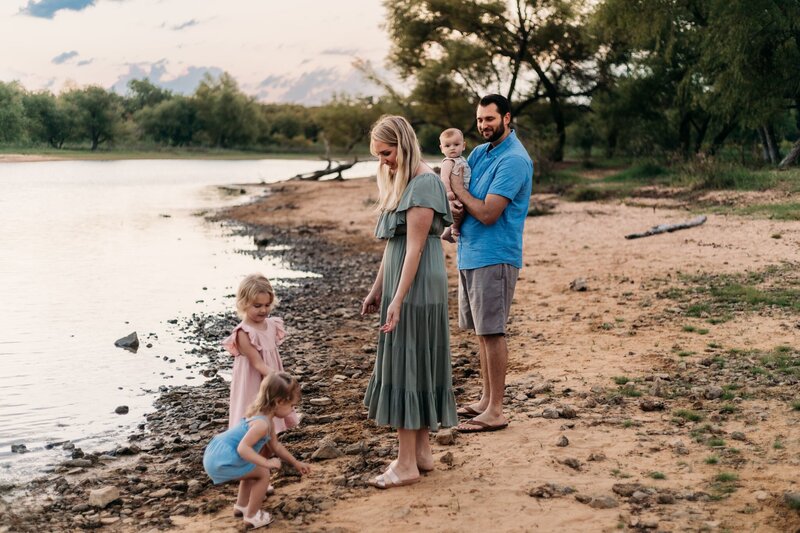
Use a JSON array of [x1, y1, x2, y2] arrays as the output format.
[[309, 397, 333, 406], [149, 488, 171, 498], [115, 405, 129, 415], [435, 428, 456, 445], [10, 444, 28, 454], [542, 407, 560, 419], [570, 278, 588, 291], [560, 457, 581, 470], [529, 483, 575, 498], [588, 495, 618, 509], [784, 492, 800, 508], [311, 441, 343, 461], [440, 451, 454, 465], [88, 486, 120, 508], [556, 435, 569, 447]]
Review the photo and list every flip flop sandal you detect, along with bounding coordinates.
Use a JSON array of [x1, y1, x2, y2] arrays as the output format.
[[369, 465, 421, 489], [457, 405, 484, 418], [243, 509, 274, 529], [455, 419, 509, 433]]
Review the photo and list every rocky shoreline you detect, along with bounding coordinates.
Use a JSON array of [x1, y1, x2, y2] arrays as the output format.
[[0, 200, 412, 531]]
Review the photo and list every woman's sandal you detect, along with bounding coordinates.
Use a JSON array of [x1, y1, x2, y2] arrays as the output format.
[[369, 465, 420, 489], [233, 486, 275, 517], [242, 509, 274, 529]]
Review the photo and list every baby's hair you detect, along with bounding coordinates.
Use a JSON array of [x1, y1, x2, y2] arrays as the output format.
[[245, 372, 300, 417], [440, 128, 464, 141], [235, 273, 278, 318]]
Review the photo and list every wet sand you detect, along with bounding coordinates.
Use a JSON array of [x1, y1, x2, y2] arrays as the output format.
[[3, 177, 800, 532]]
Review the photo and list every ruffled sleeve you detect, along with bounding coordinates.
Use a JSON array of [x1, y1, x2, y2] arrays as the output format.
[[269, 316, 287, 347], [375, 173, 453, 239], [222, 322, 262, 357]]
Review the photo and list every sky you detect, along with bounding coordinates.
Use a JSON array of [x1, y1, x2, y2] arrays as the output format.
[[0, 0, 393, 104]]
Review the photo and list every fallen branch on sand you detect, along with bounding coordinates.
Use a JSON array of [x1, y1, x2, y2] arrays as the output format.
[[290, 159, 358, 181], [625, 215, 707, 239]]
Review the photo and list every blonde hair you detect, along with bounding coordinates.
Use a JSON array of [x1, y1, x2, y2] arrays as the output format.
[[439, 128, 464, 142], [370, 115, 422, 212], [235, 273, 278, 318], [245, 372, 300, 417]]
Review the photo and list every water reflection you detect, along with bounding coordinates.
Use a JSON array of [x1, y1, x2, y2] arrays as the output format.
[[0, 159, 365, 482]]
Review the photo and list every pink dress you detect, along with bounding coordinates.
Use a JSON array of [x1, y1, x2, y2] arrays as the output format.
[[222, 317, 299, 433]]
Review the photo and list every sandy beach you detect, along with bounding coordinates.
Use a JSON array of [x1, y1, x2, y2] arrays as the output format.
[[3, 176, 800, 532]]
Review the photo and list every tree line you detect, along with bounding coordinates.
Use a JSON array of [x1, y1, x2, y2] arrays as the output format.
[[0, 74, 384, 157], [1, 0, 799, 168]]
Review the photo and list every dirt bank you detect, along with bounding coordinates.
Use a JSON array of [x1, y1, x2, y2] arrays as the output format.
[[3, 176, 800, 532]]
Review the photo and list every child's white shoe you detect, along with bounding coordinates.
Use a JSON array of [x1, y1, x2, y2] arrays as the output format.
[[243, 509, 273, 529], [233, 486, 274, 516]]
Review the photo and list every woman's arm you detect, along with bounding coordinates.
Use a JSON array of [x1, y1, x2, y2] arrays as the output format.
[[236, 330, 270, 377], [361, 245, 387, 315], [236, 419, 273, 469], [380, 206, 434, 333]]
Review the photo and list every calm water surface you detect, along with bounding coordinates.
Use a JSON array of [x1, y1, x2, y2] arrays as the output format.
[[0, 158, 371, 482]]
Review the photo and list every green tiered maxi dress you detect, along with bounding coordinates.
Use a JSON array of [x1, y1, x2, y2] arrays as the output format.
[[364, 173, 458, 430]]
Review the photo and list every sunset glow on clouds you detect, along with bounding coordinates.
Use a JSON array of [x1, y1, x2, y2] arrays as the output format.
[[1, 0, 391, 104]]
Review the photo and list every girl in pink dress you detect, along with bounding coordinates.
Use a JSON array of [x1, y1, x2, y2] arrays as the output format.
[[222, 274, 299, 433]]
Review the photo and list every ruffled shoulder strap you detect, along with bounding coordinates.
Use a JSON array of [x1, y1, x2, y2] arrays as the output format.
[[222, 322, 262, 357], [395, 173, 450, 216], [268, 316, 286, 346]]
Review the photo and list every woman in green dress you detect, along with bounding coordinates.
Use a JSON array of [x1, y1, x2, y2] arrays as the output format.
[[361, 115, 458, 489]]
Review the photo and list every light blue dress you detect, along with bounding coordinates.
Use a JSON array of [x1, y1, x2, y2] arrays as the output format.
[[203, 415, 271, 484]]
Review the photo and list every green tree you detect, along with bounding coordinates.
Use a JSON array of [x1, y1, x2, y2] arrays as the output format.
[[0, 81, 27, 143], [63, 86, 124, 150], [135, 96, 198, 146], [23, 91, 75, 148], [313, 95, 383, 163], [193, 72, 261, 148], [124, 78, 172, 115], [384, 0, 600, 161]]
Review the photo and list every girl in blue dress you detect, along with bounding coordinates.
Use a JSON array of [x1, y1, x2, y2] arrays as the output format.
[[203, 372, 311, 528]]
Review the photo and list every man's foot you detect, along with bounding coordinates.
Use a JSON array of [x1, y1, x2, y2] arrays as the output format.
[[456, 404, 484, 418]]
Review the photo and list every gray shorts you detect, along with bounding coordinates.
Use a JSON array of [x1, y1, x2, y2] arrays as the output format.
[[458, 264, 519, 336]]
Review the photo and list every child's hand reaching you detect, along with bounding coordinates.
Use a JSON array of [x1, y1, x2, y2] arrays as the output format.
[[294, 460, 312, 475]]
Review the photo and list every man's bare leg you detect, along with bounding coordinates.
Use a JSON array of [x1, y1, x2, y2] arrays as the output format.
[[469, 334, 508, 426], [459, 335, 490, 415]]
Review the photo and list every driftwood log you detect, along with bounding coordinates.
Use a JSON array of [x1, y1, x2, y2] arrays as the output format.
[[625, 215, 707, 240], [290, 159, 358, 181]]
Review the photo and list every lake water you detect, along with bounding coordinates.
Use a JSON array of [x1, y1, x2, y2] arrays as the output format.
[[0, 158, 372, 483]]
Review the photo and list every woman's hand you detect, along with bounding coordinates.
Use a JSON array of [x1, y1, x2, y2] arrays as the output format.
[[361, 286, 382, 315], [380, 299, 402, 333]]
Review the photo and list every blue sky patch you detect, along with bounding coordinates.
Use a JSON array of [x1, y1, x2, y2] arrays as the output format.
[[21, 0, 96, 19]]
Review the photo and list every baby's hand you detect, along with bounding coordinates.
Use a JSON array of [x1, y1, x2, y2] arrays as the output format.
[[294, 461, 312, 475]]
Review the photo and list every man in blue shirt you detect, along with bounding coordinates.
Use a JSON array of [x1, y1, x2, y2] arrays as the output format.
[[449, 94, 533, 433]]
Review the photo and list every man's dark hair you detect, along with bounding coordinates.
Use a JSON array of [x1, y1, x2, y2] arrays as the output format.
[[479, 94, 511, 117]]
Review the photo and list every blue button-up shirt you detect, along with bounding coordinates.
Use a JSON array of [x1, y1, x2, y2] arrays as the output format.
[[457, 130, 533, 270]]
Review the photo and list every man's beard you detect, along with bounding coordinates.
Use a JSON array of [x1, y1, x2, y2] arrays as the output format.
[[482, 122, 506, 143]]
